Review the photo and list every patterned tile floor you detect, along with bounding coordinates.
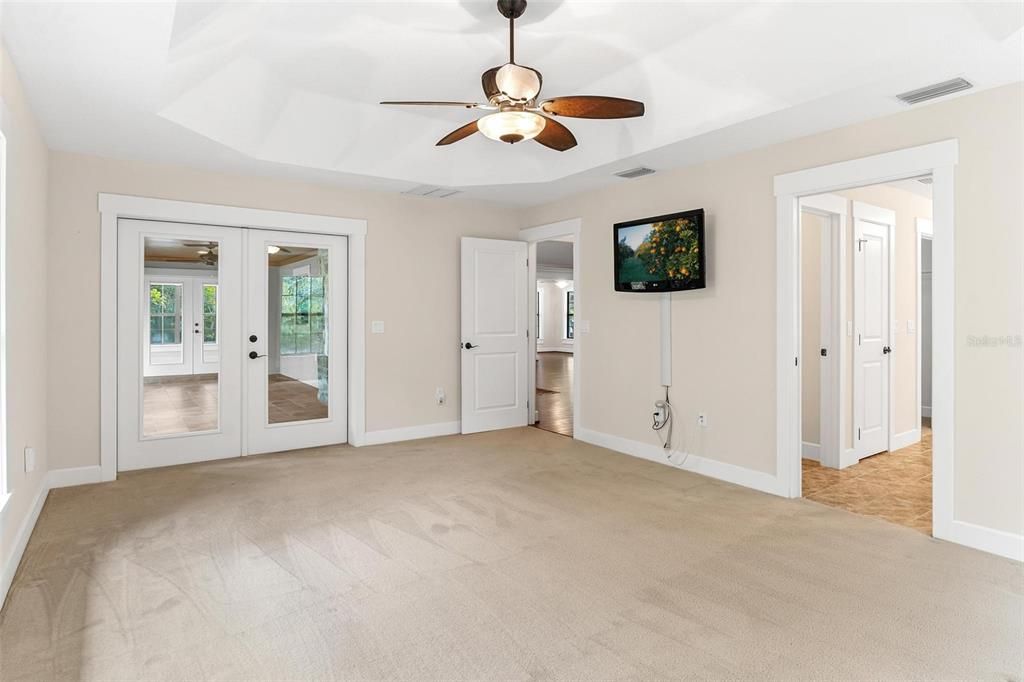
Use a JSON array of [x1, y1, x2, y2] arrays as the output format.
[[802, 420, 932, 534]]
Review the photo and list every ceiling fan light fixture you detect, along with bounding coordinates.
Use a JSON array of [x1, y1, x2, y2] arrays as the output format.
[[477, 111, 546, 144], [494, 63, 541, 102]]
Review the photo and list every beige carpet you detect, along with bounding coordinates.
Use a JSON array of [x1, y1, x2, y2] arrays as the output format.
[[1, 428, 1021, 680]]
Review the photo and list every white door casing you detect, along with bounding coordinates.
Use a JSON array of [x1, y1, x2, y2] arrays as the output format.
[[117, 219, 243, 471], [460, 237, 529, 434], [245, 230, 348, 454], [853, 203, 895, 459]]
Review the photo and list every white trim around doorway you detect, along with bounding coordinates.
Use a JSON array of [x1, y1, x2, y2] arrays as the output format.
[[774, 140, 980, 552], [519, 218, 581, 438], [98, 193, 367, 482], [799, 193, 849, 470]]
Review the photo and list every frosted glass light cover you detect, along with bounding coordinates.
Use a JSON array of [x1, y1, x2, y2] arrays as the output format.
[[495, 63, 541, 102], [477, 111, 546, 144]]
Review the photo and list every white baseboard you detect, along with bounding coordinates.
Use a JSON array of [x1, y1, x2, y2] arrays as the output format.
[[801, 441, 820, 461], [362, 421, 461, 446], [1, 478, 49, 610], [47, 465, 103, 489], [921, 406, 932, 418], [891, 428, 921, 451], [576, 427, 786, 497], [840, 448, 859, 469], [938, 520, 1024, 562]]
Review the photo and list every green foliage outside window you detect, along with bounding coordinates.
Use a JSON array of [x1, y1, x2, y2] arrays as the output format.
[[281, 275, 326, 355]]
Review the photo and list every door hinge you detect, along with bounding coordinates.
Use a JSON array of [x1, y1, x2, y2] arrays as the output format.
[[795, 356, 798, 367], [857, 427, 861, 441]]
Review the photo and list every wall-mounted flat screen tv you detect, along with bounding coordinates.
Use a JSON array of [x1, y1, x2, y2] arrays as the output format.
[[614, 209, 706, 292]]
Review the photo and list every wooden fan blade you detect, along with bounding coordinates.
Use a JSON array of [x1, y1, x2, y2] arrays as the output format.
[[534, 117, 577, 152], [436, 120, 481, 146], [540, 96, 645, 119], [381, 101, 482, 109]]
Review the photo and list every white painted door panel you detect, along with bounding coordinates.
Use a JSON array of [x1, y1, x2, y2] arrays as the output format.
[[461, 237, 529, 433], [854, 218, 891, 459], [245, 230, 348, 455], [117, 219, 243, 471]]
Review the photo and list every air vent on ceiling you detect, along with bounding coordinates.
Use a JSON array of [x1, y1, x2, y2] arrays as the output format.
[[402, 184, 461, 198], [895, 77, 973, 105], [614, 166, 656, 180]]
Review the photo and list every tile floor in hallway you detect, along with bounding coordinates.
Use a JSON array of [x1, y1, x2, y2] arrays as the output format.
[[802, 420, 932, 534], [534, 352, 573, 437], [143, 373, 327, 436]]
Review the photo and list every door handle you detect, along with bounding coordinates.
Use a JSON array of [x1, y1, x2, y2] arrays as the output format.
[[463, 342, 478, 350], [882, 345, 892, 354], [249, 351, 267, 360]]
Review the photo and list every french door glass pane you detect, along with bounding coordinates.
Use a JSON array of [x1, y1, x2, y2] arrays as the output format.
[[269, 246, 329, 424], [143, 237, 219, 437]]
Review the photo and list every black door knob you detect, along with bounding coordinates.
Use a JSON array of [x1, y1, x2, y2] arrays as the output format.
[[882, 345, 892, 354], [463, 342, 478, 350], [249, 334, 258, 343], [249, 351, 259, 359]]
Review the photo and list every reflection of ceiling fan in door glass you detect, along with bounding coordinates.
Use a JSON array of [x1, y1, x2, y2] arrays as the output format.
[[183, 241, 293, 265]]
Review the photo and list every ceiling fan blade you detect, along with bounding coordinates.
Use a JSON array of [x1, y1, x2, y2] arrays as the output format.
[[436, 120, 481, 146], [534, 117, 577, 152], [540, 96, 645, 119], [381, 101, 482, 109]]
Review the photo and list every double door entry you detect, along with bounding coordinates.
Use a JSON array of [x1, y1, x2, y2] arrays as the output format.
[[117, 219, 348, 471]]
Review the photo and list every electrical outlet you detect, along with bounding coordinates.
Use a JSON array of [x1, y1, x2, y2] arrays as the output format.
[[24, 447, 36, 473], [435, 387, 446, 406], [653, 401, 668, 427], [371, 320, 385, 334], [697, 413, 708, 428]]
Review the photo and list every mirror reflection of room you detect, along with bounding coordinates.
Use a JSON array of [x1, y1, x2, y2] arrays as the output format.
[[266, 245, 330, 424], [533, 237, 574, 437], [142, 236, 221, 436]]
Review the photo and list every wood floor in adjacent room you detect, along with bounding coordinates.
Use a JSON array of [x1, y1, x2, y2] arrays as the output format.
[[802, 420, 933, 534], [2, 428, 1020, 680], [534, 351, 573, 437]]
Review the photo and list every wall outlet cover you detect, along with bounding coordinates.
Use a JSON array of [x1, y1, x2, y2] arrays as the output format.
[[697, 413, 708, 427], [24, 446, 36, 473], [371, 320, 385, 334]]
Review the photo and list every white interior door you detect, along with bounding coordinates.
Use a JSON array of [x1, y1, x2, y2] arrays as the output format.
[[245, 230, 348, 455], [460, 237, 529, 434], [117, 219, 243, 471], [853, 216, 892, 459]]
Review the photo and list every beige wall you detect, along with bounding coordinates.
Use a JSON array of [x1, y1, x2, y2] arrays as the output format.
[[802, 186, 933, 452], [0, 44, 49, 577], [46, 153, 520, 470], [521, 83, 1023, 536]]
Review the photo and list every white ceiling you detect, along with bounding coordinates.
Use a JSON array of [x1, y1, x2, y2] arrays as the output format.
[[2, 2, 1021, 206]]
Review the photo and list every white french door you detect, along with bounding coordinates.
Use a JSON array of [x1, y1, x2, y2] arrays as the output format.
[[118, 220, 243, 470], [117, 219, 348, 471], [853, 210, 893, 459], [245, 230, 348, 455], [460, 237, 529, 434]]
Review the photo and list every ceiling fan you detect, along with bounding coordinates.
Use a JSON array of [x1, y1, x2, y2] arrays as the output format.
[[183, 242, 294, 265], [381, 0, 644, 151]]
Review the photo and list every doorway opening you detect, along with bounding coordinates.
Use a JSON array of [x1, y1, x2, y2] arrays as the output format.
[[799, 177, 934, 534], [533, 237, 575, 437]]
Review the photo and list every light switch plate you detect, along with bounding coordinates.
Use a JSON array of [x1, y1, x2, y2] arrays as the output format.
[[371, 320, 385, 334], [577, 320, 590, 334], [907, 320, 915, 334], [24, 447, 36, 473]]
